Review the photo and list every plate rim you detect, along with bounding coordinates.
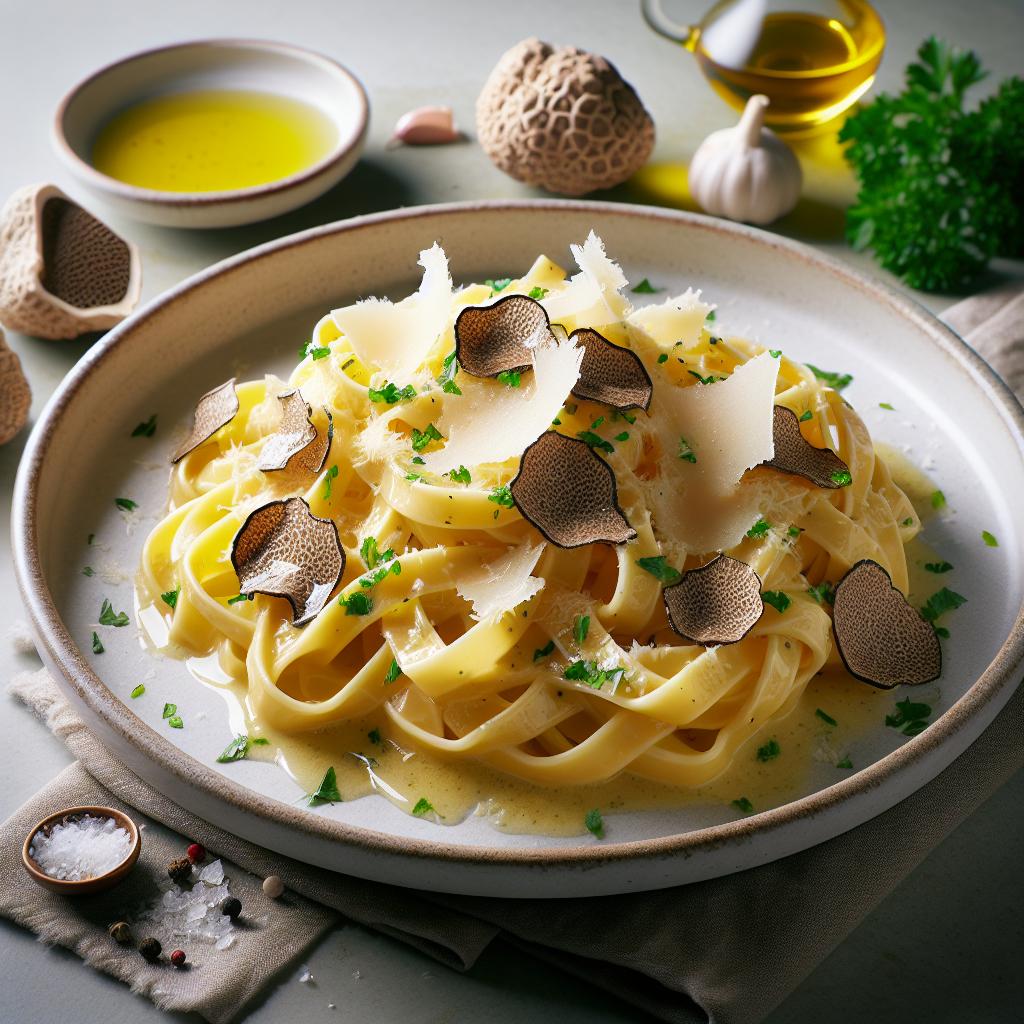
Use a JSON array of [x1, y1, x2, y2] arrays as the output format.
[[13, 198, 1024, 869]]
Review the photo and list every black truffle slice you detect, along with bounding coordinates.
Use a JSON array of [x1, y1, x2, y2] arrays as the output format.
[[230, 496, 344, 627], [569, 327, 653, 411], [172, 378, 239, 463], [510, 431, 636, 548], [663, 554, 764, 646], [832, 559, 941, 689], [454, 294, 555, 377], [257, 390, 333, 474], [764, 405, 851, 488]]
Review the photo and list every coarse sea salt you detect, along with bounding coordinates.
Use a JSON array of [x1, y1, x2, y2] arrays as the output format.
[[29, 814, 132, 880], [132, 859, 238, 949]]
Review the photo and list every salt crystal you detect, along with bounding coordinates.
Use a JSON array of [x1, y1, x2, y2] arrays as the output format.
[[29, 813, 132, 880], [215, 934, 235, 950], [299, 966, 313, 984], [198, 858, 225, 885], [352, 969, 362, 980], [7, 620, 37, 656], [132, 868, 239, 950]]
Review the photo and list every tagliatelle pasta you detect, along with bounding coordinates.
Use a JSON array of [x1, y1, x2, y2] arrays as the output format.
[[140, 233, 922, 799]]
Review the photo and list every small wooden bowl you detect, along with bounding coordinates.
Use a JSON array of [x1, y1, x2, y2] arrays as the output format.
[[22, 806, 141, 895]]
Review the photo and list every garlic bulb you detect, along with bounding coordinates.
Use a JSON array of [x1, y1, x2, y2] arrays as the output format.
[[688, 95, 802, 225]]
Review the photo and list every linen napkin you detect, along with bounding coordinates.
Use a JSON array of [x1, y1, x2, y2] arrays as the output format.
[[2, 282, 1022, 1024]]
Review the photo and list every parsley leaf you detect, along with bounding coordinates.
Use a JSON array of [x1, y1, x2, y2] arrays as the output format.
[[631, 278, 661, 294], [564, 660, 624, 690], [130, 684, 145, 698], [437, 350, 462, 395], [885, 698, 932, 736], [705, 310, 716, 321], [98, 598, 129, 627], [528, 286, 549, 300], [614, 431, 629, 442], [815, 708, 838, 727], [162, 703, 177, 719], [584, 808, 605, 838], [322, 464, 339, 501], [384, 658, 403, 684], [920, 587, 967, 622], [806, 364, 853, 392], [756, 739, 781, 762], [732, 797, 754, 815], [576, 430, 614, 454], [91, 632, 104, 654], [830, 470, 853, 487], [488, 485, 515, 509], [836, 757, 854, 769], [807, 582, 836, 605], [533, 640, 556, 662], [688, 370, 725, 385], [879, 402, 895, 411], [447, 465, 471, 485], [227, 593, 252, 605], [412, 797, 435, 816], [657, 353, 669, 364], [931, 490, 947, 510], [217, 735, 254, 763], [924, 561, 953, 574], [115, 497, 138, 512], [746, 519, 771, 539], [636, 556, 682, 585], [485, 278, 512, 294], [82, 566, 95, 577], [369, 381, 416, 404], [497, 370, 521, 388], [309, 346, 330, 360], [799, 410, 813, 422], [573, 614, 590, 646], [982, 530, 999, 547], [131, 414, 157, 438], [411, 423, 443, 452], [168, 715, 184, 729], [678, 436, 697, 463], [309, 766, 341, 805], [762, 590, 791, 613], [161, 587, 179, 610], [368, 728, 383, 745], [339, 592, 373, 615]]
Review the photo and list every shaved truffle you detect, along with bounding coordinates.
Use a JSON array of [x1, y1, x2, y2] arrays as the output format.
[[0, 328, 30, 445], [257, 390, 332, 474], [455, 294, 555, 377], [230, 496, 344, 626], [510, 431, 635, 548], [832, 559, 941, 689], [172, 378, 238, 463], [663, 554, 763, 646], [569, 327, 652, 411], [764, 405, 850, 488]]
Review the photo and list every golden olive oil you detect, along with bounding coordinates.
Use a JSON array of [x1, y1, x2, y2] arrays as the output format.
[[691, 1, 886, 134], [91, 89, 337, 193]]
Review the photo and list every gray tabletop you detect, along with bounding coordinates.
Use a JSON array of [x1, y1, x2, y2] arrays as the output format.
[[2, 1, 1022, 1021]]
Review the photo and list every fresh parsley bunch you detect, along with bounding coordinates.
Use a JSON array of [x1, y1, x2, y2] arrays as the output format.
[[839, 37, 1024, 293]]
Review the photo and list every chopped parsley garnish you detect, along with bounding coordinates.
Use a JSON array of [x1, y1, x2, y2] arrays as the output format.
[[406, 472, 422, 482], [309, 766, 341, 805], [689, 370, 725, 385], [576, 430, 614, 454], [115, 497, 138, 512], [815, 708, 838, 727], [584, 808, 605, 838], [807, 582, 836, 605], [82, 566, 95, 577], [769, 349, 782, 358], [920, 587, 967, 622], [935, 626, 951, 638], [564, 660, 624, 690], [885, 698, 932, 736], [762, 591, 791, 613], [447, 465, 471, 485], [614, 431, 630, 442], [485, 278, 512, 294], [339, 592, 373, 615], [528, 286, 549, 300], [369, 381, 416, 404], [678, 436, 697, 463], [411, 455, 425, 465], [217, 735, 256, 763], [924, 561, 953, 574], [488, 485, 515, 509], [131, 414, 157, 438], [806, 364, 853, 392], [657, 353, 668, 364], [705, 310, 717, 321], [87, 533, 95, 545], [130, 684, 145, 699], [573, 614, 590, 646], [99, 598, 130, 627], [631, 278, 661, 294], [879, 402, 895, 411], [732, 797, 754, 815], [799, 410, 813, 422], [368, 728, 383, 745], [636, 556, 682, 585], [756, 739, 781, 762], [930, 489, 946, 510], [360, 537, 401, 587], [836, 757, 854, 769], [982, 530, 999, 547], [902, 517, 914, 527], [788, 527, 802, 538], [361, 536, 383, 568], [161, 587, 180, 610], [411, 423, 443, 452], [168, 715, 184, 729], [91, 632, 104, 654], [533, 640, 556, 662], [591, 416, 605, 429], [322, 464, 339, 501], [830, 470, 853, 487], [384, 658, 403, 684], [412, 797, 435, 816], [309, 346, 330, 360], [227, 593, 252, 605], [162, 703, 177, 719], [497, 370, 521, 388], [746, 519, 771, 539], [437, 350, 462, 395], [616, 411, 637, 424]]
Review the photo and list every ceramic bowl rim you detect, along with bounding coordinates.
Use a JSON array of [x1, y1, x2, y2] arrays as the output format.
[[52, 37, 370, 208], [13, 199, 1024, 869]]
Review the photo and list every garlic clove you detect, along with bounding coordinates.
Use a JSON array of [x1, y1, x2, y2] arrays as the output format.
[[0, 327, 31, 445], [0, 183, 142, 340], [392, 106, 460, 145]]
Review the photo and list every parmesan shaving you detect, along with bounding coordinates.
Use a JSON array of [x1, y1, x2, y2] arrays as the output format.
[[331, 244, 452, 381], [456, 543, 545, 621], [541, 232, 630, 329], [627, 288, 715, 351], [355, 409, 406, 465], [423, 337, 583, 474]]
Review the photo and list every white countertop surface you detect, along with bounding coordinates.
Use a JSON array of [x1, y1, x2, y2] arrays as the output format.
[[1, 1, 1021, 1020]]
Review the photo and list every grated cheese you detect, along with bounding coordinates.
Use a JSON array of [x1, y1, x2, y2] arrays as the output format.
[[456, 543, 545, 620]]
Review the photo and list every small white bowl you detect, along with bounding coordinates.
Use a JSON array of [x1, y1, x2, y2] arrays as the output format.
[[53, 39, 369, 229]]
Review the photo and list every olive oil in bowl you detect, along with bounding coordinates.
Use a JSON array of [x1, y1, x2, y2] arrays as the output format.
[[91, 89, 338, 193]]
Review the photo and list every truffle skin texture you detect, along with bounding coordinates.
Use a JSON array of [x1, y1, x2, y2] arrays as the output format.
[[832, 559, 941, 689], [476, 38, 655, 196], [663, 554, 763, 646], [0, 328, 31, 445], [0, 183, 141, 339]]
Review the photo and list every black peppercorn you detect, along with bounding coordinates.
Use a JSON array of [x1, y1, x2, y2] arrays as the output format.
[[108, 920, 133, 945], [220, 896, 242, 921], [167, 856, 192, 884], [139, 937, 161, 963]]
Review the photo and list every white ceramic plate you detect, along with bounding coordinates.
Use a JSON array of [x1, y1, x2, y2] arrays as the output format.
[[13, 201, 1024, 897]]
